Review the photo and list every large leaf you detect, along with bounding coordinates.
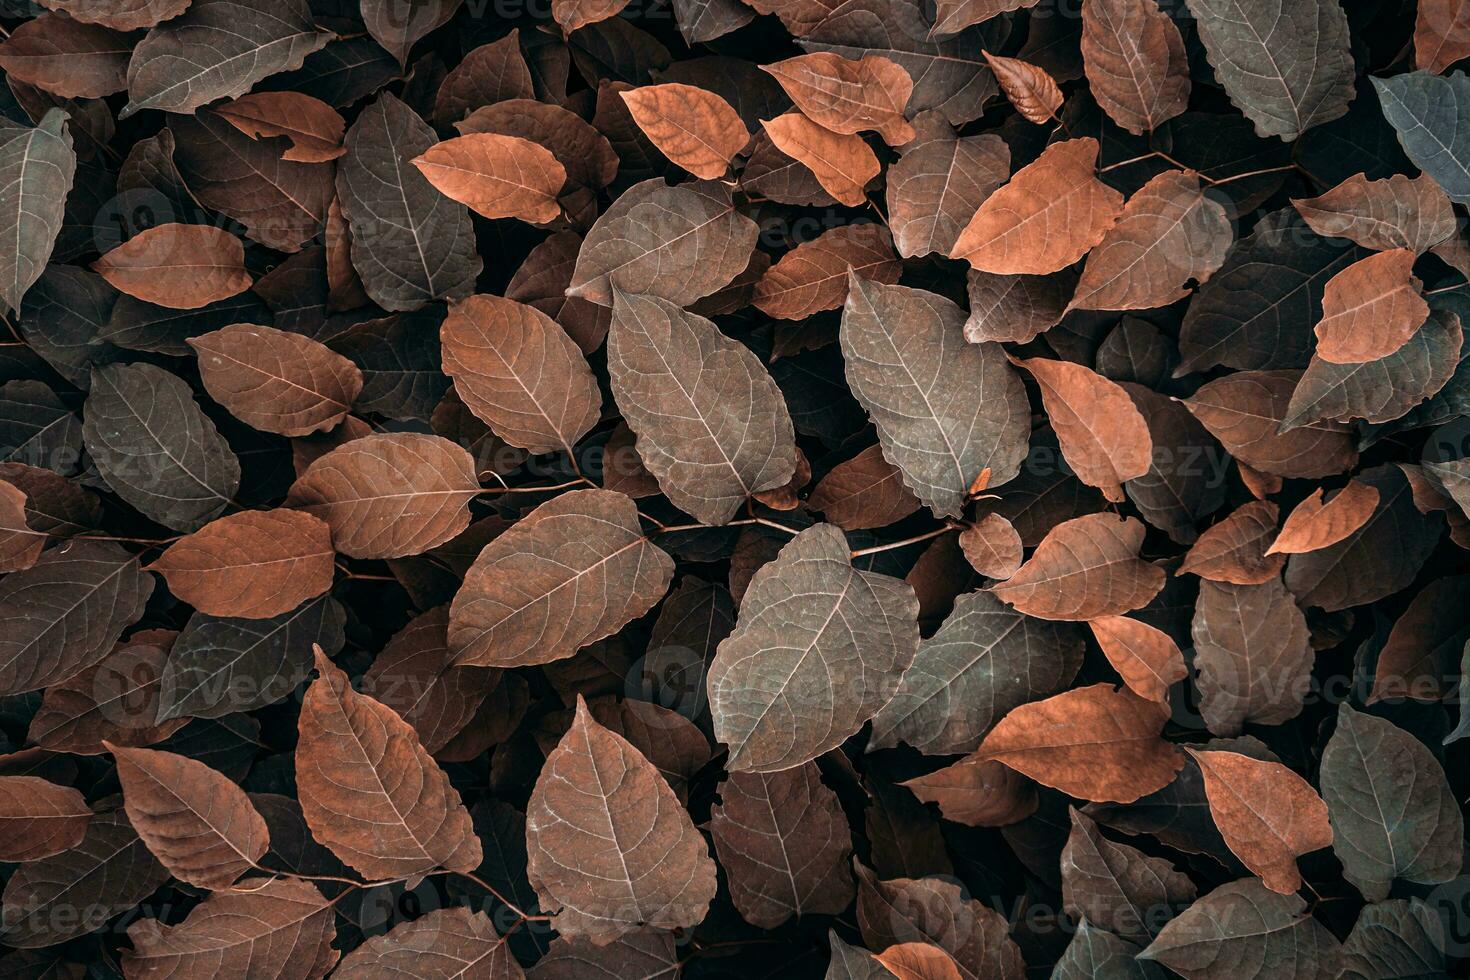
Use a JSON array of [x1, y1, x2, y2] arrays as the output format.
[[840, 277, 1029, 517], [1375, 70, 1470, 204], [332, 908, 515, 979], [0, 539, 152, 695], [188, 324, 362, 437], [608, 290, 796, 524], [122, 0, 328, 117], [869, 589, 1084, 755], [448, 489, 674, 668], [1191, 577, 1313, 736], [286, 433, 480, 559], [991, 513, 1165, 621], [708, 523, 919, 772], [1182, 0, 1354, 140], [1081, 0, 1190, 135], [0, 110, 75, 315], [1320, 704, 1463, 900], [709, 763, 854, 928], [336, 94, 481, 311], [296, 647, 481, 879], [526, 697, 717, 944]]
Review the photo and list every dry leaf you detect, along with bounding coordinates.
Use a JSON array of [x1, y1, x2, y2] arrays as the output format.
[[1088, 615, 1187, 703], [763, 52, 917, 145], [763, 111, 881, 206], [620, 83, 749, 179], [982, 52, 1062, 124], [92, 224, 252, 310], [412, 133, 567, 223], [214, 91, 346, 162], [1314, 249, 1429, 363], [992, 514, 1165, 621], [189, 324, 363, 437], [1267, 481, 1380, 555]]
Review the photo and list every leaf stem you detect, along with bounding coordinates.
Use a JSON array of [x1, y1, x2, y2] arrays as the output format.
[[849, 522, 961, 558]]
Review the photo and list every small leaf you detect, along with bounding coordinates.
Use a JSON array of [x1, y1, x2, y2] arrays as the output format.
[[982, 52, 1062, 124], [992, 514, 1165, 621], [1267, 481, 1379, 555], [808, 444, 922, 530], [214, 91, 346, 163], [1179, 500, 1285, 585], [1314, 249, 1429, 364], [1192, 577, 1313, 735], [412, 133, 567, 223], [620, 83, 749, 179], [92, 224, 251, 310], [0, 776, 90, 862], [189, 324, 363, 437], [753, 222, 901, 319], [1089, 616, 1187, 704], [763, 111, 881, 206]]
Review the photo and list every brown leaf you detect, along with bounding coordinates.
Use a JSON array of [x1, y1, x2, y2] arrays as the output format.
[[753, 223, 900, 319], [27, 630, 186, 754], [762, 52, 916, 145], [952, 138, 1124, 275], [296, 647, 481, 879], [0, 480, 44, 572], [808, 444, 922, 530], [146, 510, 335, 620], [1089, 615, 1187, 703], [214, 92, 346, 163], [1189, 748, 1333, 895], [505, 231, 612, 355], [1368, 575, 1470, 703], [964, 268, 1077, 344], [440, 294, 602, 455], [412, 133, 567, 223], [1061, 808, 1195, 944], [434, 32, 535, 128], [108, 743, 268, 889], [901, 757, 1037, 827], [1313, 249, 1429, 363], [188, 324, 363, 437], [957, 513, 1023, 579], [1179, 500, 1286, 585], [1268, 481, 1379, 555], [526, 696, 717, 943], [876, 944, 964, 980], [568, 178, 758, 307], [554, 0, 631, 33], [91, 224, 252, 310], [122, 877, 337, 979], [1011, 356, 1153, 502], [35, 0, 188, 31], [0, 13, 131, 99], [992, 513, 1165, 620], [286, 433, 481, 559], [1068, 170, 1233, 312], [449, 489, 674, 668], [976, 683, 1185, 803], [887, 135, 1010, 258], [332, 908, 519, 979], [1292, 172, 1456, 253], [1192, 578, 1313, 736], [763, 111, 881, 206], [982, 52, 1062, 124], [929, 0, 1040, 36], [709, 763, 855, 928], [0, 776, 90, 862], [1416, 0, 1470, 73], [620, 83, 749, 179], [1081, 0, 1191, 135], [1184, 370, 1360, 479]]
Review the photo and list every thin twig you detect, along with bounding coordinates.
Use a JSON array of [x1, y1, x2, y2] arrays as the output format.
[[481, 477, 593, 496], [850, 523, 961, 558], [1207, 164, 1298, 188], [650, 516, 801, 537]]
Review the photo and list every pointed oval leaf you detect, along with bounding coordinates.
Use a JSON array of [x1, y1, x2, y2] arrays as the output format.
[[809, 444, 922, 530], [449, 489, 674, 668], [1314, 249, 1429, 364], [976, 683, 1185, 804], [92, 224, 251, 310], [1062, 808, 1195, 945], [0, 15, 130, 100], [0, 111, 74, 316], [188, 324, 363, 437], [709, 523, 919, 772], [28, 629, 186, 754], [1184, 370, 1359, 479], [1089, 615, 1187, 704], [286, 433, 480, 559], [333, 908, 517, 979], [37, 0, 190, 30], [1192, 577, 1313, 736], [991, 513, 1165, 621], [763, 52, 916, 145], [900, 756, 1037, 828], [1267, 481, 1379, 555], [109, 743, 268, 889], [982, 52, 1062, 124], [440, 294, 602, 456], [762, 111, 881, 206], [1375, 71, 1470, 205], [608, 290, 796, 525], [841, 277, 1030, 518], [753, 222, 901, 319], [886, 135, 1009, 258], [214, 91, 346, 163], [297, 647, 480, 879], [620, 83, 749, 179], [1292, 172, 1455, 253], [526, 697, 717, 944], [1081, 0, 1190, 135], [0, 776, 90, 862], [411, 133, 567, 224]]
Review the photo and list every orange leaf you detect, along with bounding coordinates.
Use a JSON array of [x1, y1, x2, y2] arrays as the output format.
[[982, 51, 1062, 124], [1268, 480, 1380, 555], [763, 111, 881, 206], [92, 224, 251, 309], [1088, 615, 1187, 703], [621, 83, 749, 179], [412, 133, 567, 223], [1314, 249, 1429, 363]]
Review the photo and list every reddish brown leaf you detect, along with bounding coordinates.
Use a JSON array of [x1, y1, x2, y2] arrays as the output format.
[[332, 908, 518, 979], [1088, 615, 1187, 703], [214, 92, 346, 163], [901, 757, 1037, 827], [1179, 500, 1286, 585], [929, 0, 1041, 36], [433, 32, 535, 128], [440, 294, 602, 456], [976, 682, 1185, 805], [1416, 0, 1470, 73], [952, 138, 1124, 275], [1192, 578, 1313, 735], [109, 743, 268, 889], [1011, 356, 1153, 502], [0, 13, 131, 99], [1184, 370, 1360, 479], [0, 776, 90, 862], [526, 697, 717, 943], [763, 52, 917, 145], [763, 112, 881, 207], [957, 513, 1022, 579], [412, 133, 567, 224], [1081, 0, 1191, 135], [982, 52, 1062, 124], [1292, 172, 1456, 253], [91, 224, 252, 310], [1068, 170, 1233, 312], [296, 647, 481, 880], [1061, 808, 1195, 945], [620, 83, 749, 179], [808, 444, 923, 530], [710, 763, 854, 928], [189, 324, 363, 437], [554, 0, 631, 33], [992, 513, 1164, 620], [449, 489, 674, 668], [37, 0, 189, 30], [887, 135, 1010, 258], [1268, 481, 1380, 555], [1189, 748, 1333, 895], [876, 944, 964, 980], [27, 630, 186, 755], [0, 480, 44, 572], [1314, 248, 1429, 363], [964, 268, 1077, 344], [753, 223, 900, 319], [286, 433, 481, 559]]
